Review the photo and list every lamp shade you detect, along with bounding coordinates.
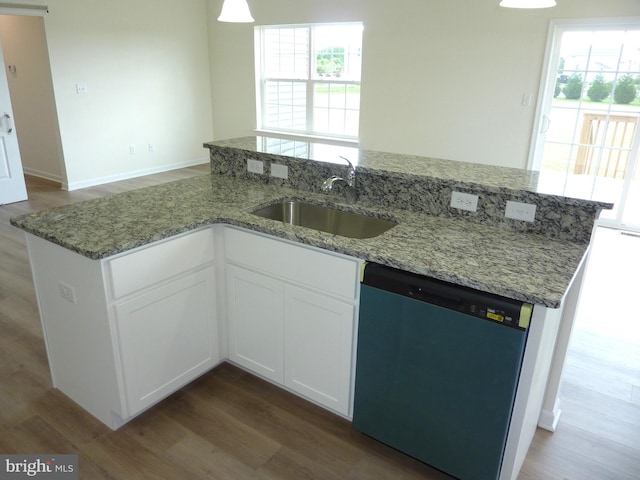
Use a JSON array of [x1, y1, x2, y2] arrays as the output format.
[[218, 0, 254, 22], [499, 0, 556, 7]]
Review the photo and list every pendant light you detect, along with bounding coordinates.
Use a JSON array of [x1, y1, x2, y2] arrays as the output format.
[[499, 0, 556, 8], [218, 0, 254, 23]]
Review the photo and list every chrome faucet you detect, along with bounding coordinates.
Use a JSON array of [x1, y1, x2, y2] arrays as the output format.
[[322, 156, 357, 204]]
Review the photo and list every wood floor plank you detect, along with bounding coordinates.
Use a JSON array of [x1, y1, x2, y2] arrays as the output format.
[[81, 429, 211, 480], [29, 389, 111, 446], [522, 421, 640, 480], [159, 386, 282, 470], [0, 416, 116, 480], [257, 445, 343, 480], [166, 432, 266, 480], [0, 370, 48, 428], [192, 371, 367, 478]]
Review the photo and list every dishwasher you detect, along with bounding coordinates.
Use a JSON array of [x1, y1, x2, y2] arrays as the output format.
[[352, 263, 533, 480]]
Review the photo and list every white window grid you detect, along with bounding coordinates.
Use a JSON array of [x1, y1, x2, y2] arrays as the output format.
[[256, 23, 363, 140]]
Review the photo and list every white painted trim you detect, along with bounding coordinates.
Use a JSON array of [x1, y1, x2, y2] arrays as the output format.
[[537, 249, 589, 433], [0, 1, 48, 16], [23, 167, 63, 184], [526, 19, 557, 172], [254, 129, 359, 148], [538, 397, 562, 432], [63, 157, 209, 191], [500, 305, 562, 480]]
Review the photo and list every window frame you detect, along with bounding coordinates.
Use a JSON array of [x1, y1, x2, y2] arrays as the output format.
[[254, 22, 363, 143]]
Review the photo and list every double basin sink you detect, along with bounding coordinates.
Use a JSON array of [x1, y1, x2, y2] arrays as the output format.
[[250, 200, 397, 239]]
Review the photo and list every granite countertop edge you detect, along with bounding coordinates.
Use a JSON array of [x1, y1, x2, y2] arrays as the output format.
[[203, 139, 613, 210], [10, 173, 588, 309]]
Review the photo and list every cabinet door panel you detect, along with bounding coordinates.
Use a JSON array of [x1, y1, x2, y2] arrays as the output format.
[[226, 264, 284, 383], [115, 268, 217, 415], [284, 285, 355, 416]]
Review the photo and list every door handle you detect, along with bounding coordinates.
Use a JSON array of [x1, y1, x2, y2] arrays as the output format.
[[541, 114, 551, 134], [2, 113, 13, 134]]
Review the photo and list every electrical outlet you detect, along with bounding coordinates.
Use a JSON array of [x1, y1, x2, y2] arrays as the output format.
[[59, 282, 77, 304], [247, 158, 264, 174], [271, 163, 288, 179], [148, 143, 154, 153], [505, 200, 537, 222], [129, 145, 136, 155], [450, 191, 479, 212]]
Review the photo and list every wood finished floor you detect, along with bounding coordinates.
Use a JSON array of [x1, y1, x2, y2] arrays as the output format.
[[1, 168, 639, 479]]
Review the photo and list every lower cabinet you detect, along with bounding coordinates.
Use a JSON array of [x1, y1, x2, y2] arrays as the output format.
[[27, 224, 358, 428], [284, 285, 355, 415], [113, 267, 218, 415], [26, 228, 220, 429], [224, 227, 360, 417], [226, 264, 284, 383]]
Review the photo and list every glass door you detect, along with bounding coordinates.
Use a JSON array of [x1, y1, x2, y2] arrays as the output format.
[[530, 19, 640, 231]]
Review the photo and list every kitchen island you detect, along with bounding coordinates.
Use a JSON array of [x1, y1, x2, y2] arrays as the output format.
[[10, 136, 611, 480]]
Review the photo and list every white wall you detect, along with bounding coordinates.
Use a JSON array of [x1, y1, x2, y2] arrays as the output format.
[[207, 0, 640, 169], [43, 0, 214, 190], [0, 14, 64, 182]]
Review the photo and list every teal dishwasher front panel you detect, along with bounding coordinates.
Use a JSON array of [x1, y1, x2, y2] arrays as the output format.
[[353, 285, 528, 480]]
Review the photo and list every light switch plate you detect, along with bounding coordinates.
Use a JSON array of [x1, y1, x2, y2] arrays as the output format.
[[247, 158, 264, 174], [505, 200, 536, 222]]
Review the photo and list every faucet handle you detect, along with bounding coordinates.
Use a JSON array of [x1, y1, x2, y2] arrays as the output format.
[[322, 175, 340, 192]]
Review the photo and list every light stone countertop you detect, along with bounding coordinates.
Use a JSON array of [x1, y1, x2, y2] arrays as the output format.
[[11, 173, 588, 308], [211, 136, 544, 194]]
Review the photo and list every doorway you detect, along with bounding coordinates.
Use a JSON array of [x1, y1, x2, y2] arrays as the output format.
[[530, 18, 640, 231], [0, 12, 64, 195]]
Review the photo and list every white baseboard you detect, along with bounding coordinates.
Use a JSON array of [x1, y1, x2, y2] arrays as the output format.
[[63, 157, 209, 191], [23, 167, 63, 184], [538, 398, 562, 432]]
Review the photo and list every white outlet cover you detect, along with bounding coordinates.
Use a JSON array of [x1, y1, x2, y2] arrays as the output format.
[[450, 191, 479, 212], [59, 281, 77, 304], [505, 200, 536, 222], [271, 163, 288, 179], [247, 158, 264, 174]]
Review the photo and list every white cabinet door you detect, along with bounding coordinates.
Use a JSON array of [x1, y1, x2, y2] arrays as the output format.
[[284, 285, 355, 416], [114, 267, 218, 416], [226, 264, 284, 383]]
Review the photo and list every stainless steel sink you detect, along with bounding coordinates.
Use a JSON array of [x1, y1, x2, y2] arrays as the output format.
[[250, 200, 397, 239]]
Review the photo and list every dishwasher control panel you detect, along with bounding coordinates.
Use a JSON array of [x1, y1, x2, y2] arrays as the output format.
[[362, 263, 533, 331]]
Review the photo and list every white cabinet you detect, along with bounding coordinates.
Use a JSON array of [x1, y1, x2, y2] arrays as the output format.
[[284, 286, 355, 415], [114, 267, 217, 415], [226, 264, 284, 383], [224, 227, 360, 416], [27, 223, 358, 427], [26, 228, 220, 429], [107, 228, 220, 418]]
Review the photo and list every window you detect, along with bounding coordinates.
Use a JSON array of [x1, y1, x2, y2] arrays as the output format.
[[255, 23, 363, 141]]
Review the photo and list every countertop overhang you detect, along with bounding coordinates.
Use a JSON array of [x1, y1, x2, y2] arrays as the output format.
[[11, 172, 589, 308]]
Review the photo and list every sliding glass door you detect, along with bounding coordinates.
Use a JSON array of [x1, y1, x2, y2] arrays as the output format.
[[530, 19, 640, 230]]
